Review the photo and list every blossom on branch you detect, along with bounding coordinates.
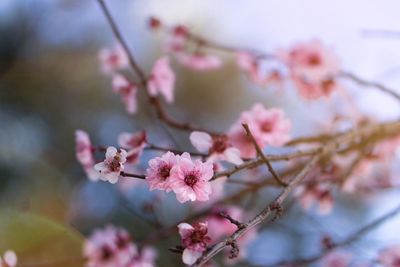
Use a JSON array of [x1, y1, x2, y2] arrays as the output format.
[[169, 153, 214, 203], [94, 146, 127, 184], [228, 103, 291, 158], [112, 74, 138, 114], [99, 43, 129, 75], [146, 151, 179, 192], [178, 222, 211, 265], [190, 131, 243, 165], [147, 56, 176, 103], [118, 131, 147, 164]]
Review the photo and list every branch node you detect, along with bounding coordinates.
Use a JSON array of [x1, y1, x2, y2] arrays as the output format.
[[269, 201, 284, 221], [219, 212, 246, 229], [225, 239, 240, 259]]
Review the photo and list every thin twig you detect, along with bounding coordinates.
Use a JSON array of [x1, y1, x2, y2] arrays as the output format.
[[242, 123, 288, 187]]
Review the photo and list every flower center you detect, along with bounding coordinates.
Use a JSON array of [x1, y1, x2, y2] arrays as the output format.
[[159, 164, 171, 180], [108, 53, 120, 66], [308, 53, 321, 66], [116, 233, 130, 249], [261, 121, 273, 132], [100, 245, 113, 261], [211, 135, 228, 153], [109, 154, 122, 172], [184, 172, 198, 187]]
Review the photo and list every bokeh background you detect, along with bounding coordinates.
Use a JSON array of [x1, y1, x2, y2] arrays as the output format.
[[1, 0, 400, 266]]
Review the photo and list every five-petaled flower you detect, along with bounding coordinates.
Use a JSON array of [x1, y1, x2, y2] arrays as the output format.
[[147, 56, 176, 103], [95, 146, 127, 184], [112, 74, 138, 115], [99, 43, 129, 75], [169, 153, 214, 203], [190, 131, 243, 165], [228, 103, 291, 158], [178, 222, 211, 265], [83, 226, 137, 267], [146, 151, 179, 192]]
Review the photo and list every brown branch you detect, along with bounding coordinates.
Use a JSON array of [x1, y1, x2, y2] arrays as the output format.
[[219, 212, 246, 229], [242, 123, 288, 187], [267, 202, 400, 267], [120, 171, 146, 179], [340, 71, 400, 103]]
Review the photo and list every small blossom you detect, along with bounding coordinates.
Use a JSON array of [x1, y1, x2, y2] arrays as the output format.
[[112, 74, 138, 114], [75, 130, 99, 181], [99, 43, 129, 75], [178, 222, 211, 265], [147, 56, 176, 103], [169, 153, 214, 203], [190, 131, 243, 165], [94, 147, 127, 184], [128, 246, 157, 267], [228, 103, 291, 158], [204, 206, 243, 242], [146, 151, 179, 192], [84, 226, 137, 267], [175, 52, 223, 71], [118, 131, 147, 164], [295, 183, 334, 215], [278, 40, 340, 99], [0, 250, 17, 267], [378, 245, 400, 267]]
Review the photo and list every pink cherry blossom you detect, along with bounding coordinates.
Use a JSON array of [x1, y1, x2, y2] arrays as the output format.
[[147, 56, 176, 103], [321, 251, 352, 267], [236, 52, 260, 83], [279, 40, 339, 82], [118, 131, 147, 164], [0, 250, 17, 267], [204, 206, 243, 242], [166, 25, 189, 53], [94, 146, 127, 184], [175, 52, 223, 71], [145, 151, 179, 192], [75, 130, 99, 181], [378, 245, 400, 267], [99, 43, 129, 75], [190, 131, 243, 165], [228, 103, 291, 158], [294, 183, 334, 215], [112, 74, 138, 114], [292, 75, 339, 100], [169, 153, 214, 203], [83, 225, 137, 267], [128, 246, 157, 267], [178, 222, 211, 265]]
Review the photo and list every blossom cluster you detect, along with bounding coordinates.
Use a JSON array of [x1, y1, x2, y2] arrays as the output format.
[[83, 225, 156, 267]]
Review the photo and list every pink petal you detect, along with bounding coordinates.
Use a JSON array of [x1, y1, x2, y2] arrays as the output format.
[[190, 131, 212, 153], [182, 249, 202, 265], [223, 147, 244, 165]]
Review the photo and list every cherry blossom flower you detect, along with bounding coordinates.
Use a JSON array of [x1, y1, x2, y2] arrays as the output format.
[[204, 206, 243, 242], [294, 183, 334, 215], [321, 250, 352, 267], [99, 43, 129, 75], [175, 52, 223, 71], [145, 151, 179, 192], [169, 153, 214, 203], [84, 226, 137, 267], [94, 146, 127, 184], [147, 56, 176, 103], [378, 245, 400, 267], [75, 130, 99, 181], [228, 103, 291, 158], [0, 250, 17, 267], [279, 40, 339, 82], [236, 52, 260, 83], [118, 131, 147, 164], [112, 74, 138, 114], [166, 25, 189, 53], [178, 222, 211, 265], [190, 131, 243, 165], [278, 40, 340, 99]]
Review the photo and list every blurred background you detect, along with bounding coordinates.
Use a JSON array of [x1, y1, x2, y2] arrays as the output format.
[[1, 0, 400, 266]]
